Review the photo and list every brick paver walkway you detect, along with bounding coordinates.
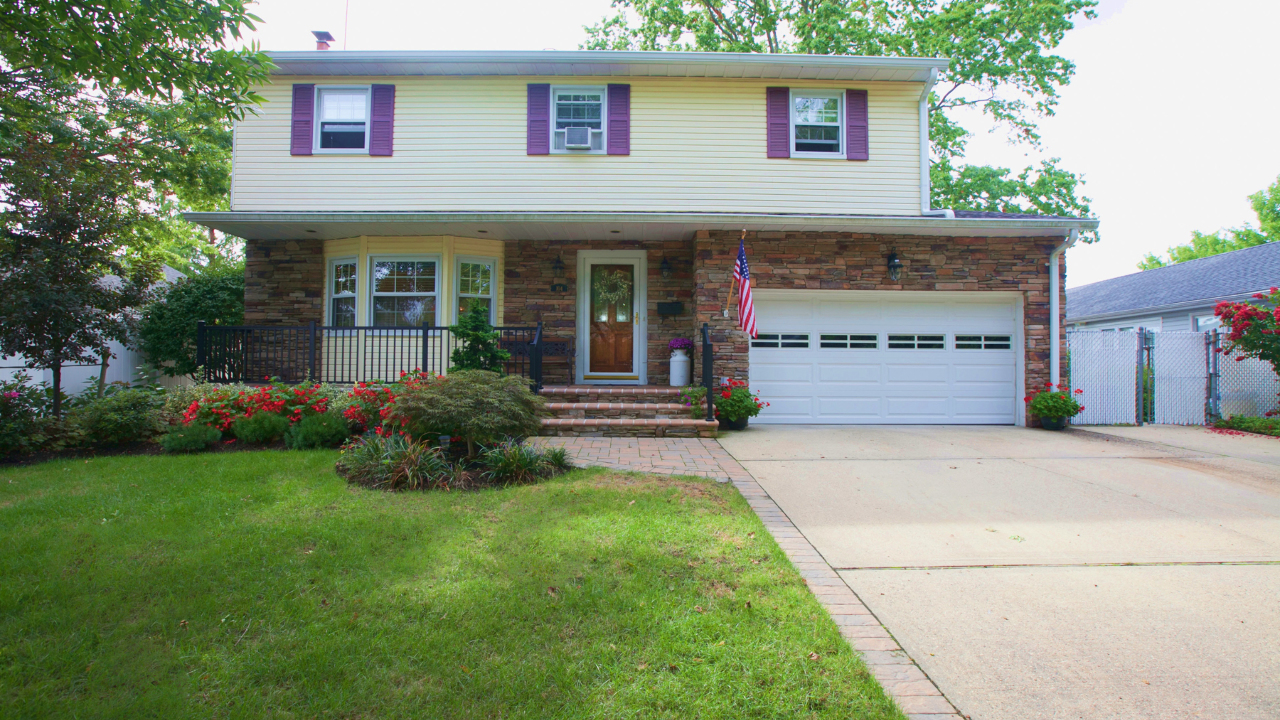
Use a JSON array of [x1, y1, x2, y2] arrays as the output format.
[[531, 436, 962, 719]]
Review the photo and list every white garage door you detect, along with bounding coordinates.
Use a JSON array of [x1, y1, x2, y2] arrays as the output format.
[[749, 292, 1020, 424]]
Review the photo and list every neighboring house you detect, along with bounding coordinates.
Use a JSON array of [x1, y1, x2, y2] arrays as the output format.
[[1, 265, 187, 391], [187, 48, 1097, 428], [1066, 242, 1280, 333]]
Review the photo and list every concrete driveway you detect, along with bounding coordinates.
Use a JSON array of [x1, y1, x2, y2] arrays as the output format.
[[719, 425, 1280, 720]]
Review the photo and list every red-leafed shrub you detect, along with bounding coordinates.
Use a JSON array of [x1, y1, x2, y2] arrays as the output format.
[[1215, 287, 1280, 375]]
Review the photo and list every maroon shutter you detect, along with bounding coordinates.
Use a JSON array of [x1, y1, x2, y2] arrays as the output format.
[[766, 87, 790, 158], [290, 84, 315, 156], [527, 83, 551, 155], [369, 84, 395, 156], [606, 84, 631, 155], [846, 89, 869, 161]]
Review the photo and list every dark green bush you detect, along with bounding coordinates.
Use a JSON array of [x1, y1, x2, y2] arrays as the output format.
[[286, 410, 351, 449], [0, 376, 52, 457], [66, 387, 165, 448], [337, 434, 458, 490], [1214, 415, 1280, 437], [137, 266, 245, 378], [383, 370, 545, 455], [542, 445, 573, 472], [449, 302, 510, 373], [231, 411, 290, 445], [160, 423, 222, 453]]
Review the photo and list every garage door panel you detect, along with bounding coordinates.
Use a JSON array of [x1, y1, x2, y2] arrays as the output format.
[[817, 363, 881, 383], [885, 363, 949, 384], [751, 293, 1019, 425]]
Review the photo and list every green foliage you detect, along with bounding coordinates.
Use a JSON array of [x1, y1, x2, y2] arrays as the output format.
[[0, 376, 53, 458], [541, 445, 574, 472], [583, 0, 1098, 233], [479, 441, 565, 485], [449, 302, 511, 373], [65, 388, 165, 448], [678, 384, 709, 418], [1214, 415, 1280, 437], [0, 1, 270, 121], [1140, 175, 1280, 269], [138, 266, 245, 377], [383, 371, 545, 455], [159, 423, 221, 453], [0, 131, 160, 416], [1214, 287, 1280, 377], [336, 434, 459, 491], [286, 411, 353, 450], [231, 412, 291, 446], [713, 379, 767, 422], [1025, 384, 1083, 419]]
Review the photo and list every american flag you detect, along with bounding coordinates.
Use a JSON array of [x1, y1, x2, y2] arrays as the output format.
[[733, 239, 757, 338]]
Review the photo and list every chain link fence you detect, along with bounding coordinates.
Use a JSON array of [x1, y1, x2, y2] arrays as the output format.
[[1066, 329, 1280, 425]]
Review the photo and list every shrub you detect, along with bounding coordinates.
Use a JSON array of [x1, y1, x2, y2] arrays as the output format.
[[1215, 415, 1280, 437], [339, 370, 434, 434], [449, 302, 510, 373], [66, 387, 165, 448], [479, 440, 560, 485], [679, 385, 708, 419], [1214, 287, 1280, 376], [713, 379, 768, 422], [542, 445, 573, 472], [160, 423, 222, 453], [137, 266, 244, 378], [383, 370, 544, 455], [183, 381, 330, 431], [1025, 383, 1084, 420], [286, 410, 352, 449], [231, 411, 290, 445], [336, 434, 458, 490], [0, 376, 52, 457]]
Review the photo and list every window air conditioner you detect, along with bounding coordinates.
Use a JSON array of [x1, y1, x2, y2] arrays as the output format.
[[564, 126, 593, 150]]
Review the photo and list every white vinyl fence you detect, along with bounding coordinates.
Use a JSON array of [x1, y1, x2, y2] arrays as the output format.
[[1066, 329, 1278, 426]]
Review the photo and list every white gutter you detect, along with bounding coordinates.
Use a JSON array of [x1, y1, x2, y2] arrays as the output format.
[[1050, 228, 1080, 386], [917, 67, 940, 216]]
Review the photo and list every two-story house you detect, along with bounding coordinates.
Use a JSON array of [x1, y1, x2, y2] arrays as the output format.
[[187, 49, 1098, 432]]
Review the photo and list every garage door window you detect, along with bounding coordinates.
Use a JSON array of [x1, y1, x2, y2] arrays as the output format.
[[955, 334, 1012, 350], [752, 333, 810, 348], [819, 333, 877, 349], [887, 334, 945, 349]]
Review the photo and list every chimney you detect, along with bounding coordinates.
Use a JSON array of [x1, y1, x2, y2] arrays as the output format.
[[312, 31, 335, 51]]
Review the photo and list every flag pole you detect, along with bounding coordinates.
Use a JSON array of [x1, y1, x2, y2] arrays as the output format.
[[723, 229, 746, 318]]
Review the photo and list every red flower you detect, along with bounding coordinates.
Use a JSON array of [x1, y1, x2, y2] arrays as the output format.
[[1044, 382, 1053, 388], [1074, 389, 1083, 394]]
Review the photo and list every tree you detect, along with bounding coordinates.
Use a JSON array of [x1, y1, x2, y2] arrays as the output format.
[[450, 303, 512, 373], [1214, 287, 1280, 382], [0, 134, 159, 416], [137, 265, 245, 378], [1139, 175, 1280, 270], [583, 0, 1098, 237]]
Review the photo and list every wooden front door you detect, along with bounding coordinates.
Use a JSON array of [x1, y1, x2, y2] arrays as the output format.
[[588, 264, 635, 374]]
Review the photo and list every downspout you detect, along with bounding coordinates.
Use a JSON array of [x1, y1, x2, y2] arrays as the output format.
[[917, 68, 952, 217], [1050, 228, 1080, 386]]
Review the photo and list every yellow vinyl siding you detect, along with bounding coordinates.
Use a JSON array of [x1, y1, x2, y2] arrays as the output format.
[[235, 76, 923, 215]]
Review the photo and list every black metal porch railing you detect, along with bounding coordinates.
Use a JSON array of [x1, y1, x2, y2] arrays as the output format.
[[196, 321, 544, 387], [700, 322, 715, 422]]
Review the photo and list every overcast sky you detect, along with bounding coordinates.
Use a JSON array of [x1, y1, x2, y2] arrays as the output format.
[[239, 0, 1280, 288]]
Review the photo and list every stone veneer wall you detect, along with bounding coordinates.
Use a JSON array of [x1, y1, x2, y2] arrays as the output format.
[[692, 230, 1067, 426], [503, 239, 698, 386], [243, 238, 326, 325]]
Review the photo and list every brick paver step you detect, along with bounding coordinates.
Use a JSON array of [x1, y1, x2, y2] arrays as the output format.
[[542, 418, 717, 428], [539, 416, 719, 438], [540, 385, 684, 396], [544, 402, 690, 412]]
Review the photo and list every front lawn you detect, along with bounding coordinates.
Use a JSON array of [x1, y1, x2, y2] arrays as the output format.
[[0, 452, 901, 719]]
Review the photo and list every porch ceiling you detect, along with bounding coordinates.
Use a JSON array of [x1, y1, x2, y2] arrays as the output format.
[[183, 211, 1099, 242]]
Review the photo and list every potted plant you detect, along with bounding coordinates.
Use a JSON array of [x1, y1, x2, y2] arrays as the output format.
[[714, 379, 768, 430], [668, 337, 693, 386], [1025, 383, 1084, 430]]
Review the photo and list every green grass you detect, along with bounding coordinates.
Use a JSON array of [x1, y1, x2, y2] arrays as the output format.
[[0, 452, 902, 719], [1215, 415, 1280, 437]]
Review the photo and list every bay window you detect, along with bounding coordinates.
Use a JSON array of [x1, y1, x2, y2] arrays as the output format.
[[371, 258, 438, 327], [456, 258, 496, 323], [329, 259, 357, 327]]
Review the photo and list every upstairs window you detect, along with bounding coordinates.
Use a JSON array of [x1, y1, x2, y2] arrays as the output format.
[[552, 87, 605, 153], [316, 87, 369, 152], [792, 90, 843, 157]]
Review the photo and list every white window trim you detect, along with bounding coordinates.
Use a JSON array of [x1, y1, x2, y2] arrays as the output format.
[[368, 254, 442, 328], [327, 256, 358, 326], [790, 88, 845, 160], [313, 85, 372, 155], [550, 85, 608, 156], [454, 255, 498, 325]]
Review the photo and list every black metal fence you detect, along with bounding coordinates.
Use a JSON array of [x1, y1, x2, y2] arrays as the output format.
[[700, 322, 716, 421], [196, 321, 545, 388]]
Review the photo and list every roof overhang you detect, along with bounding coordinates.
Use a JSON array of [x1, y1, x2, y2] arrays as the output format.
[[184, 211, 1099, 242], [265, 50, 949, 83], [1066, 291, 1259, 325]]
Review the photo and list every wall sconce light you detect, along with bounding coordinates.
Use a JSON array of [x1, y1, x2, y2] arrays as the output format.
[[550, 255, 568, 293], [660, 256, 673, 279], [887, 252, 903, 282]]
